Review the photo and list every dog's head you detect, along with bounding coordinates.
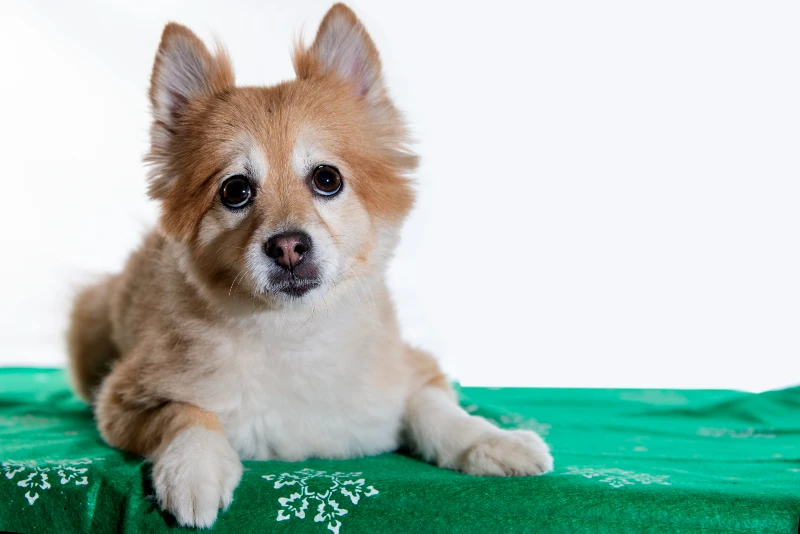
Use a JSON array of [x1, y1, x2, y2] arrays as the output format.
[[146, 4, 416, 309]]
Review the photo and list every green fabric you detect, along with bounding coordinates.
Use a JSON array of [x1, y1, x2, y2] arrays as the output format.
[[1, 368, 799, 533]]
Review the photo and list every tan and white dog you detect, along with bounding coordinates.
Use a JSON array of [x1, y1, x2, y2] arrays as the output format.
[[67, 4, 553, 528]]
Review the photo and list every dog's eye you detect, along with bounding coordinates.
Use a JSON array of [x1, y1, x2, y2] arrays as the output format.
[[312, 165, 343, 197], [220, 175, 252, 209]]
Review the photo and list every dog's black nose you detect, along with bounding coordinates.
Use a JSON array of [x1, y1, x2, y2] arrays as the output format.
[[265, 231, 312, 271]]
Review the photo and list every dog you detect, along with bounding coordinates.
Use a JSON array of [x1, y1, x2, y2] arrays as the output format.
[[66, 3, 553, 528]]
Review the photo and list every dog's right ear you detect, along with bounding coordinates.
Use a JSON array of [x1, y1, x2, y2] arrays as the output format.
[[147, 23, 234, 199], [149, 23, 234, 128]]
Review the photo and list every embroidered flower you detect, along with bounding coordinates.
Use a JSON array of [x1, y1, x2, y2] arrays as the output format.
[[565, 466, 671, 488], [57, 466, 88, 485], [2, 458, 102, 505], [262, 469, 379, 532], [276, 492, 309, 520], [314, 498, 348, 533], [338, 478, 379, 505], [273, 472, 303, 489]]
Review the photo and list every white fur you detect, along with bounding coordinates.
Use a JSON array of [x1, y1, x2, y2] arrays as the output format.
[[153, 427, 243, 528], [240, 135, 268, 181], [181, 276, 407, 461], [460, 430, 554, 476], [292, 132, 323, 177]]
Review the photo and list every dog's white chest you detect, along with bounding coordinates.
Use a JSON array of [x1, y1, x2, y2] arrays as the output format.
[[199, 328, 407, 461]]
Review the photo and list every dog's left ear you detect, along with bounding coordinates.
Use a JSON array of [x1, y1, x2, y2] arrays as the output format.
[[294, 3, 383, 101]]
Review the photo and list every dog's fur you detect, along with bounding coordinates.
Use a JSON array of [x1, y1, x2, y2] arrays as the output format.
[[67, 4, 553, 528]]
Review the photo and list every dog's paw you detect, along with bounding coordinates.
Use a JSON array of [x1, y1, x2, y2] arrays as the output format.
[[153, 427, 243, 528], [459, 429, 553, 477]]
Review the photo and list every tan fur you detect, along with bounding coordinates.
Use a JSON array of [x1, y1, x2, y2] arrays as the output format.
[[67, 276, 120, 401], [67, 4, 551, 528], [407, 346, 454, 393], [99, 386, 222, 457]]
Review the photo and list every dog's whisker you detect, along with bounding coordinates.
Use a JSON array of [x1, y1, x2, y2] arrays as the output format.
[[229, 271, 244, 298]]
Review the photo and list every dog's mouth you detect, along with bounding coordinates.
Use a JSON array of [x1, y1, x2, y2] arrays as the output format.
[[271, 277, 321, 298], [260, 246, 324, 299]]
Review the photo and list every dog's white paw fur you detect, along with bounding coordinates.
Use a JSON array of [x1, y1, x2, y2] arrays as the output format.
[[459, 429, 554, 477], [153, 427, 243, 528]]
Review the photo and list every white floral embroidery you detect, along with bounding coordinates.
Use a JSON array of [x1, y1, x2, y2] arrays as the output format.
[[3, 463, 51, 505], [262, 469, 378, 533], [57, 466, 89, 486], [314, 498, 348, 533], [697, 427, 776, 439], [2, 458, 102, 505], [565, 466, 671, 488], [338, 477, 378, 505], [484, 412, 551, 436], [277, 492, 308, 520]]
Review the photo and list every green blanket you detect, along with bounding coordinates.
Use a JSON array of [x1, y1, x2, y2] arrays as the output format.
[[1, 368, 798, 533]]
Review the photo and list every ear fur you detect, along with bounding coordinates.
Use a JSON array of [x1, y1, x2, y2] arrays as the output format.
[[293, 4, 383, 100], [147, 23, 234, 200]]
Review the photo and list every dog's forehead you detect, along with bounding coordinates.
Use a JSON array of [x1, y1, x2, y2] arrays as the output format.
[[214, 84, 353, 177], [219, 132, 332, 194]]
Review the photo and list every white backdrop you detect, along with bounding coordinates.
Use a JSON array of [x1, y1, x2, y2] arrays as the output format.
[[1, 0, 798, 390]]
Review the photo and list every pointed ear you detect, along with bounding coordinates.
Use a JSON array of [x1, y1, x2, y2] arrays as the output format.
[[147, 23, 234, 200], [294, 4, 383, 99], [149, 23, 234, 128]]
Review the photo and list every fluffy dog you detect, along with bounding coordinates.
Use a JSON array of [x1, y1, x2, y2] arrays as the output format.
[[67, 4, 553, 527]]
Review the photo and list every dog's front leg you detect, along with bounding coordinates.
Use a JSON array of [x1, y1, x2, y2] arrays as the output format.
[[403, 371, 553, 476], [95, 359, 242, 528]]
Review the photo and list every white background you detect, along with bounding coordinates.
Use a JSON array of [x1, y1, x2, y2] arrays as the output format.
[[1, 1, 798, 391]]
